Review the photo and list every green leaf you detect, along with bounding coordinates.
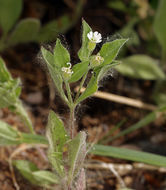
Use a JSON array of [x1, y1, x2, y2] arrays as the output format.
[[99, 39, 128, 66], [76, 62, 118, 104], [41, 47, 67, 102], [0, 57, 22, 108], [21, 133, 48, 145], [116, 55, 165, 80], [37, 15, 71, 42], [14, 160, 58, 186], [76, 74, 98, 104], [0, 57, 12, 82], [78, 19, 92, 61], [41, 47, 54, 66], [69, 61, 89, 83], [14, 160, 39, 185], [0, 79, 21, 108], [0, 0, 22, 33], [68, 131, 86, 183], [91, 144, 166, 167], [8, 18, 41, 46], [0, 85, 16, 107], [46, 111, 68, 176], [0, 120, 47, 146], [53, 38, 70, 68], [95, 61, 120, 82], [33, 170, 59, 185], [0, 120, 21, 145], [153, 0, 166, 53]]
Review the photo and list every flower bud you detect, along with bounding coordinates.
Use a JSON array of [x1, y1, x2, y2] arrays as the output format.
[[90, 54, 104, 68]]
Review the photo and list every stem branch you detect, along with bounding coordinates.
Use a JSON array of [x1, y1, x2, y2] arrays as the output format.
[[74, 71, 88, 103]]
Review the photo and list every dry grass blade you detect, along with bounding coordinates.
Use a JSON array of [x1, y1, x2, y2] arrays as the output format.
[[75, 87, 157, 111]]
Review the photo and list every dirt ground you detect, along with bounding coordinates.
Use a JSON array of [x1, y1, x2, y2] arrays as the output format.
[[0, 0, 166, 189]]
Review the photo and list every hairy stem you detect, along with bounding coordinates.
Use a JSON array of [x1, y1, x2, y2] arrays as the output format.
[[65, 81, 73, 105], [64, 81, 76, 138], [69, 106, 75, 139], [74, 71, 88, 103]]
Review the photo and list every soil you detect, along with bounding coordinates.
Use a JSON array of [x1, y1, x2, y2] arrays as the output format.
[[0, 0, 166, 190]]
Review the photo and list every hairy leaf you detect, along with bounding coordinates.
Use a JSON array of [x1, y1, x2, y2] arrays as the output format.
[[41, 47, 67, 102], [53, 38, 70, 68], [76, 62, 118, 104], [78, 19, 92, 61], [116, 55, 165, 80], [76, 74, 98, 104], [33, 170, 59, 185], [99, 39, 128, 66], [46, 111, 68, 176], [0, 57, 12, 82], [14, 160, 58, 186], [69, 61, 89, 83], [0, 79, 21, 108], [68, 132, 86, 183]]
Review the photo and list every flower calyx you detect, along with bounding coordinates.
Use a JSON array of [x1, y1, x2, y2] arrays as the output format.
[[90, 54, 104, 68], [61, 63, 73, 81]]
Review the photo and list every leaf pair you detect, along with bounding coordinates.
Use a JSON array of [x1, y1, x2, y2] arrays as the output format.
[[46, 111, 87, 187], [14, 160, 59, 187]]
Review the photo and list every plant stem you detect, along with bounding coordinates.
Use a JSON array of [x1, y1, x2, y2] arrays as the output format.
[[15, 101, 35, 134], [65, 81, 73, 105], [64, 81, 76, 138], [74, 71, 88, 103], [69, 106, 75, 139]]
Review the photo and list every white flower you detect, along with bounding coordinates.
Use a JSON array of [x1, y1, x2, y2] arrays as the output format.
[[87, 31, 102, 43], [61, 62, 73, 75]]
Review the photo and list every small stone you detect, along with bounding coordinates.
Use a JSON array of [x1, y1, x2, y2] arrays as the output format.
[[26, 91, 43, 104]]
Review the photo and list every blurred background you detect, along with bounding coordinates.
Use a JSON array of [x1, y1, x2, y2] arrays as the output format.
[[0, 0, 166, 189]]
